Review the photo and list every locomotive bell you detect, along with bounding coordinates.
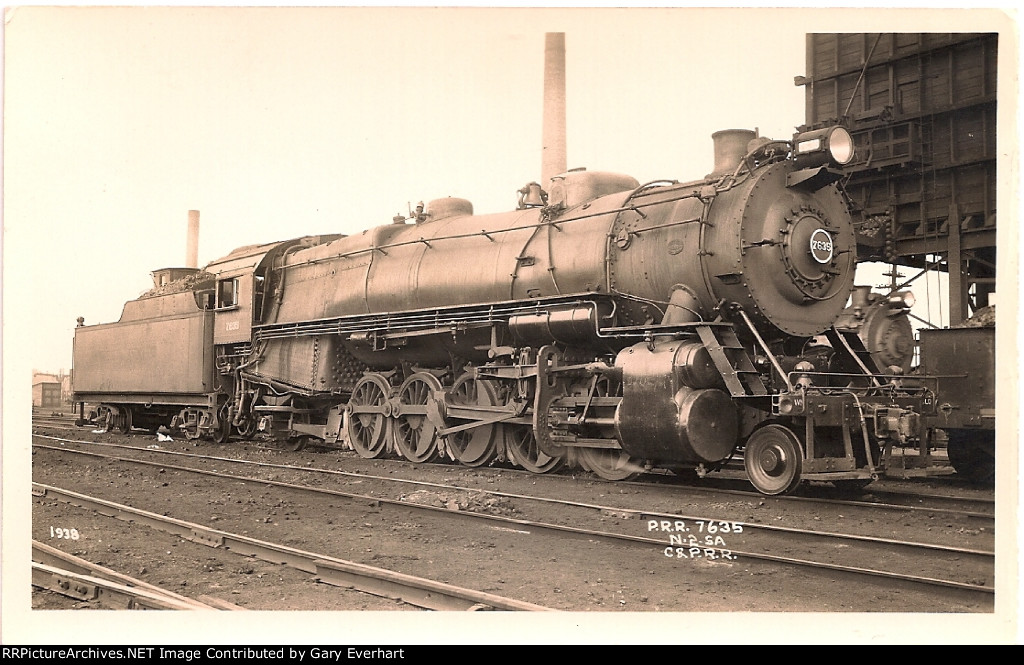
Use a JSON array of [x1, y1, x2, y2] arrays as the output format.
[[518, 182, 547, 208]]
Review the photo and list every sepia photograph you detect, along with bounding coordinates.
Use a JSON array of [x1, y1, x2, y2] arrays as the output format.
[[3, 4, 1019, 644]]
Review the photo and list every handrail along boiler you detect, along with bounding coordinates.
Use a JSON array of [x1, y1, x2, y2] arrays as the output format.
[[72, 125, 935, 494]]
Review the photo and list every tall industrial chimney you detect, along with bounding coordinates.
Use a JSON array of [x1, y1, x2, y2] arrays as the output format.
[[541, 32, 567, 186], [186, 210, 200, 269]]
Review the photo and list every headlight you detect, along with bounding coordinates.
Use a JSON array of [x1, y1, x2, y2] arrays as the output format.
[[827, 127, 854, 165], [887, 290, 916, 310], [793, 125, 856, 168]]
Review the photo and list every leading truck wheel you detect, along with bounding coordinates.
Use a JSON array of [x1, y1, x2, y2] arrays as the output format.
[[285, 435, 311, 452], [744, 424, 803, 495]]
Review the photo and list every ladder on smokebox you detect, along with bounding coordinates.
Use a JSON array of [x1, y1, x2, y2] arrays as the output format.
[[696, 325, 768, 397]]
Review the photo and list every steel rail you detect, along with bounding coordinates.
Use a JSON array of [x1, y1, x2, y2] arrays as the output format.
[[32, 561, 207, 610], [643, 472, 994, 520], [32, 539, 223, 610], [33, 433, 995, 523], [637, 470, 993, 520], [35, 440, 994, 558], [32, 482, 554, 612], [863, 486, 995, 508], [34, 442, 994, 595]]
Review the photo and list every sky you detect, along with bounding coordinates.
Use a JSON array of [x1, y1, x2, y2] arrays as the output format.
[[7, 5, 1004, 374], [5, 5, 814, 374], [3, 5, 1021, 644]]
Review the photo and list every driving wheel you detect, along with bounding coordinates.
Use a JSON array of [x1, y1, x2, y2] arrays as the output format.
[[392, 372, 443, 463], [505, 425, 563, 474], [446, 374, 500, 467], [346, 374, 392, 459]]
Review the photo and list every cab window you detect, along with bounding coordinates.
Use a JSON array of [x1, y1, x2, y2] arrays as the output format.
[[217, 278, 239, 309]]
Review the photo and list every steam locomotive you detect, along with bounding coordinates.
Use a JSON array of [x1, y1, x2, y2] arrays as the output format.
[[73, 125, 939, 494]]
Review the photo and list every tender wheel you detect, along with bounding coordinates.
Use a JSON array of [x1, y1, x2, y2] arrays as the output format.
[[947, 430, 995, 485], [346, 374, 392, 459], [505, 426, 563, 474], [744, 423, 803, 495], [576, 447, 640, 481], [235, 413, 258, 440], [95, 406, 112, 431], [212, 405, 231, 444], [392, 372, 443, 463], [285, 435, 311, 452], [113, 407, 133, 435], [446, 375, 500, 467]]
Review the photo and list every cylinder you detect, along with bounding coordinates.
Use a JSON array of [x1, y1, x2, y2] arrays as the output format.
[[542, 32, 567, 185], [614, 341, 738, 464], [186, 210, 200, 269], [673, 342, 721, 390], [672, 387, 739, 462], [710, 129, 757, 176]]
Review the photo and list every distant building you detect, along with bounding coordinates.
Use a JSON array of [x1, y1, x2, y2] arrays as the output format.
[[32, 373, 63, 409]]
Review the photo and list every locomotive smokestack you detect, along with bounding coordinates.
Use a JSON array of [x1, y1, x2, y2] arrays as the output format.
[[541, 32, 567, 185], [186, 210, 200, 269], [710, 129, 757, 177]]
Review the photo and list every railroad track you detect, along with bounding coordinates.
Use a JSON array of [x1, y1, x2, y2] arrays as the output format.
[[33, 432, 995, 522], [33, 483, 554, 611], [34, 435, 996, 603], [32, 540, 243, 610], [664, 476, 994, 521], [31, 416, 80, 430], [31, 417, 981, 508]]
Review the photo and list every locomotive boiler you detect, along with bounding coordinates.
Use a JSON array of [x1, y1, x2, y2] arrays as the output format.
[[73, 125, 935, 494]]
